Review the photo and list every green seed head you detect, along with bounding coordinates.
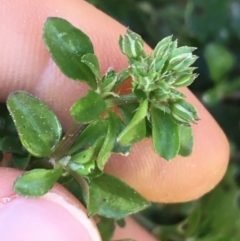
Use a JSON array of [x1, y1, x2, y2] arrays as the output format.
[[170, 100, 200, 124]]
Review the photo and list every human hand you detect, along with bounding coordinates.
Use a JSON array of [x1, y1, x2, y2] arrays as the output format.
[[0, 0, 229, 240]]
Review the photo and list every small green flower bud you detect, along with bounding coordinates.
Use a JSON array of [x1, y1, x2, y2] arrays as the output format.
[[170, 46, 196, 59], [163, 74, 177, 85], [151, 102, 171, 114], [154, 37, 177, 60], [173, 73, 198, 87], [153, 36, 173, 57], [169, 89, 186, 100], [150, 58, 166, 73], [170, 100, 199, 123], [119, 29, 145, 59], [172, 56, 198, 72], [130, 59, 147, 77], [151, 81, 170, 101], [169, 56, 188, 69], [171, 112, 191, 126]]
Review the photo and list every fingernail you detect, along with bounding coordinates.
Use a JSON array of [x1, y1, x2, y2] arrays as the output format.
[[0, 193, 101, 241]]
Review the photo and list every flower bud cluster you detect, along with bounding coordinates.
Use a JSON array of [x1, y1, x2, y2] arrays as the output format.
[[119, 30, 199, 125]]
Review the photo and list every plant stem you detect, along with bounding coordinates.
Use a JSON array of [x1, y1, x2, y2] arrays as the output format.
[[50, 93, 138, 162], [105, 93, 138, 107], [50, 123, 87, 162]]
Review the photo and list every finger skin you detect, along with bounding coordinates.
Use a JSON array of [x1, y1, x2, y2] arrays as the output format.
[[0, 168, 158, 241], [0, 168, 101, 241], [0, 0, 229, 202]]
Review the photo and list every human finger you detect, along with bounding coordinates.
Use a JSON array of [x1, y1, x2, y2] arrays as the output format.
[[0, 167, 101, 241], [0, 0, 229, 202], [0, 167, 158, 241]]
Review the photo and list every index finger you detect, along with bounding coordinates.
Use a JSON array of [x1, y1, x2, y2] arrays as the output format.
[[0, 0, 229, 202]]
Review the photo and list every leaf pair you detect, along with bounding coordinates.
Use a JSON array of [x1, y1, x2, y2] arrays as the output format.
[[44, 17, 101, 89]]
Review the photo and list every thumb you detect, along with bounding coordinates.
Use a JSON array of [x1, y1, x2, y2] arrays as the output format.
[[0, 167, 101, 241]]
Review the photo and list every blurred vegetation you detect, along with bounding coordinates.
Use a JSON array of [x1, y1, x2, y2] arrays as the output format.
[[87, 0, 240, 240]]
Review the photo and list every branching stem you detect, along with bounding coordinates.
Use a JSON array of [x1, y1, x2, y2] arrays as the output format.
[[50, 123, 88, 162], [105, 93, 138, 107]]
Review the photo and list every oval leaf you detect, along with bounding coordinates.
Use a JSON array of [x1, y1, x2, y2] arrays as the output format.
[[178, 125, 193, 157], [14, 168, 62, 197], [151, 107, 180, 160], [7, 91, 62, 157], [81, 53, 101, 79], [117, 99, 148, 146], [97, 217, 115, 241], [43, 17, 96, 89], [70, 90, 106, 123], [87, 173, 150, 219]]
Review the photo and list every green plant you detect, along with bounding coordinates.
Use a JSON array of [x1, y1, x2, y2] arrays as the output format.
[[82, 1, 240, 240], [0, 17, 199, 240]]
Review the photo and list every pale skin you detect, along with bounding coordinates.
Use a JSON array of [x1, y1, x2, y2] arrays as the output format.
[[0, 0, 229, 240]]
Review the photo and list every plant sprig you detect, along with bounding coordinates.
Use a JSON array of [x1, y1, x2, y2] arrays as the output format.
[[0, 17, 199, 241]]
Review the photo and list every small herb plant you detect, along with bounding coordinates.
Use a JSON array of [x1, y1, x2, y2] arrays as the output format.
[[0, 17, 199, 240]]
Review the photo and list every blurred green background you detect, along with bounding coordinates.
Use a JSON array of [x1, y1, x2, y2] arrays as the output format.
[[86, 0, 240, 240]]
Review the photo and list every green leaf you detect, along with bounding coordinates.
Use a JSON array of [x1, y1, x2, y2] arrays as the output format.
[[101, 69, 117, 94], [43, 17, 96, 89], [7, 91, 62, 157], [153, 36, 173, 58], [12, 153, 31, 169], [81, 53, 101, 79], [117, 100, 148, 146], [116, 219, 126, 228], [0, 136, 25, 155], [113, 69, 130, 91], [68, 139, 103, 176], [111, 112, 131, 155], [178, 204, 201, 237], [197, 165, 240, 240], [97, 217, 115, 241], [71, 146, 96, 164], [170, 46, 196, 60], [14, 168, 62, 197], [87, 173, 150, 219], [204, 43, 234, 82], [170, 99, 199, 124], [118, 103, 139, 124], [69, 159, 96, 177], [69, 120, 108, 154], [70, 90, 106, 123], [178, 126, 193, 157], [151, 108, 180, 160], [97, 111, 116, 170], [119, 29, 145, 59], [173, 73, 197, 87]]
